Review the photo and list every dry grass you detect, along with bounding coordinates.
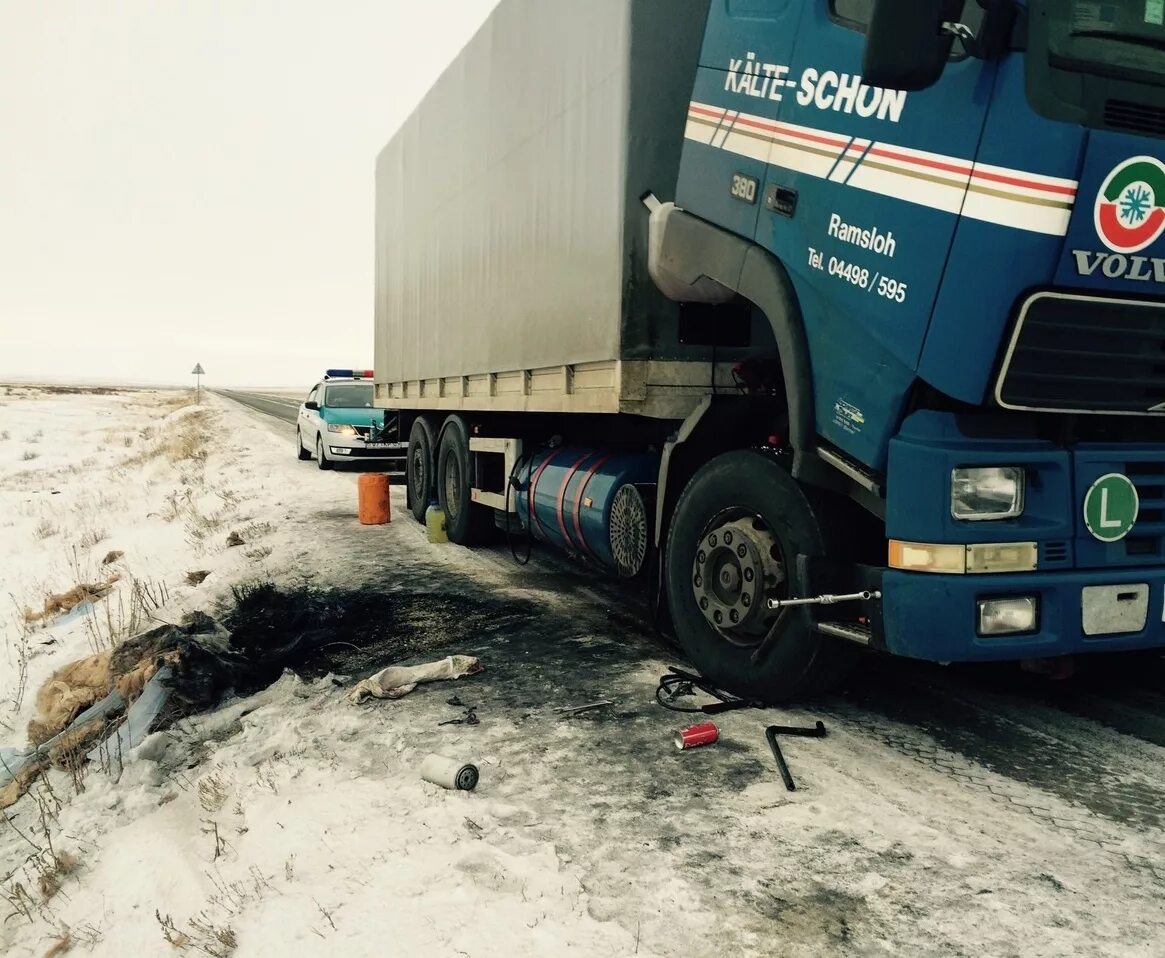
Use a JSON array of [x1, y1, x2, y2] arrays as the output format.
[[198, 773, 230, 813], [44, 922, 103, 956], [23, 578, 117, 626], [0, 429, 9, 440], [37, 849, 80, 901], [236, 521, 273, 541], [123, 408, 212, 468], [81, 576, 168, 653], [157, 391, 196, 412], [22, 449, 39, 461], [33, 518, 58, 540], [79, 528, 107, 549], [185, 504, 231, 547]]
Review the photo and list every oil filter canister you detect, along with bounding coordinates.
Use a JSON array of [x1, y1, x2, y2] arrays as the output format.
[[420, 754, 479, 790]]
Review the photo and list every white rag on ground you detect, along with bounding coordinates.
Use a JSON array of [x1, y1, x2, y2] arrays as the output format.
[[348, 655, 482, 704]]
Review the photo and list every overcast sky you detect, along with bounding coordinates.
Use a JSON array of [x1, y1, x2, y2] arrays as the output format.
[[0, 0, 498, 388]]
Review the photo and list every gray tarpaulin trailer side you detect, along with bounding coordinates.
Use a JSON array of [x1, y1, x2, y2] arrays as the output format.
[[373, 0, 766, 420]]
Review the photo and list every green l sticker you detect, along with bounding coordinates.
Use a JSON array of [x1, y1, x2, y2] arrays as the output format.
[[1084, 473, 1140, 543]]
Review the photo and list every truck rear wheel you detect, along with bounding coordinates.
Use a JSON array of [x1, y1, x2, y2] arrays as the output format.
[[436, 415, 494, 545], [407, 417, 437, 523], [664, 449, 852, 703]]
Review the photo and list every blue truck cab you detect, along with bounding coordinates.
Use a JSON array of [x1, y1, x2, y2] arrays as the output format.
[[645, 0, 1165, 692]]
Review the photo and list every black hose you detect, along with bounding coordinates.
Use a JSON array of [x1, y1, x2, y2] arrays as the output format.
[[654, 666, 761, 714], [505, 450, 533, 566]]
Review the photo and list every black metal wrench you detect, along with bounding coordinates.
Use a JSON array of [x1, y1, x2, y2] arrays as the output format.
[[765, 721, 827, 792]]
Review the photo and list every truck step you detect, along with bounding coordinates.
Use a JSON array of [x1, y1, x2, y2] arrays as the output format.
[[816, 621, 872, 646]]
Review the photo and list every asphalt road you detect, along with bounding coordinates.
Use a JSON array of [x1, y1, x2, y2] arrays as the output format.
[[218, 389, 301, 424]]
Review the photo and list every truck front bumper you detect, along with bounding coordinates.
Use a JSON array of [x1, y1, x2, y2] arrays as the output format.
[[882, 568, 1165, 662]]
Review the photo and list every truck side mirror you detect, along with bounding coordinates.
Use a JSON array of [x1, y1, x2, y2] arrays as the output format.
[[305, 400, 320, 411], [862, 0, 960, 92]]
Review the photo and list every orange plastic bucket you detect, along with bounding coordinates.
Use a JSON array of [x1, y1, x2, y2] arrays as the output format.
[[358, 473, 391, 525]]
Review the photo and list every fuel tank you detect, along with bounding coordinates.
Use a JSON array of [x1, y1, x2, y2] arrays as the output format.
[[514, 448, 660, 577]]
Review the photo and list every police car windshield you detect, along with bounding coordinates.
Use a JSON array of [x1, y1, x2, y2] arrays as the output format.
[[324, 383, 374, 408]]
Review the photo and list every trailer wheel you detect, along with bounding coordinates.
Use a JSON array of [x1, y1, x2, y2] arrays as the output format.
[[407, 417, 437, 524], [664, 449, 851, 703], [436, 415, 493, 545]]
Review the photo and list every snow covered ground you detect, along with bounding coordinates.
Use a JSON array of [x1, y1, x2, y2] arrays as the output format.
[[2, 384, 1165, 957]]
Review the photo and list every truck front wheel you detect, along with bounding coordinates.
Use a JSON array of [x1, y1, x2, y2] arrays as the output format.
[[664, 450, 851, 703]]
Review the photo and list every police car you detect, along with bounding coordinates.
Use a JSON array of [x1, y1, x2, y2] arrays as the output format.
[[295, 370, 404, 470]]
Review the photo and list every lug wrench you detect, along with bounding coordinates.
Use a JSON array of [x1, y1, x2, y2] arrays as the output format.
[[765, 721, 827, 791]]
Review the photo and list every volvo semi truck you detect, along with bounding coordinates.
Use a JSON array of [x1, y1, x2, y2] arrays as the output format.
[[373, 0, 1165, 700]]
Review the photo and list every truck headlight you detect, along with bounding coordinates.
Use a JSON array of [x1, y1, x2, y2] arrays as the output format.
[[951, 467, 1024, 521], [977, 596, 1038, 636], [327, 424, 357, 435]]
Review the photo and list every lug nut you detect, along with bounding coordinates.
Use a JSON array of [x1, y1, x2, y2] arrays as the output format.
[[697, 550, 706, 564], [694, 575, 702, 588], [741, 593, 751, 607], [700, 597, 709, 610], [724, 531, 733, 545], [737, 544, 747, 558], [743, 568, 754, 582], [729, 609, 739, 623], [713, 610, 723, 624], [709, 534, 718, 547]]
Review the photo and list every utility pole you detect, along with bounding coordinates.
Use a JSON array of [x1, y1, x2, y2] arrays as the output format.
[[191, 363, 205, 403]]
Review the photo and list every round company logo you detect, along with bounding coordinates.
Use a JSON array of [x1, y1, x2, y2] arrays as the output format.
[[1083, 473, 1140, 544], [1094, 156, 1165, 254]]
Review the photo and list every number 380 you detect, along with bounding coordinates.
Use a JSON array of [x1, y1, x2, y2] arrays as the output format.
[[730, 173, 758, 204]]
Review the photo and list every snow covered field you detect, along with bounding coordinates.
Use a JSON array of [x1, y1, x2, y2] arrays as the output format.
[[2, 384, 1165, 957]]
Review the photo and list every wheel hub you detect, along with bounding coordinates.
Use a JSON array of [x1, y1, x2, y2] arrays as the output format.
[[692, 516, 784, 644], [411, 446, 425, 498], [444, 456, 460, 519]]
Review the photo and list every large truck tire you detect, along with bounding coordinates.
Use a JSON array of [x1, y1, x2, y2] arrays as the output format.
[[664, 449, 854, 703], [407, 416, 438, 524], [436, 415, 494, 545]]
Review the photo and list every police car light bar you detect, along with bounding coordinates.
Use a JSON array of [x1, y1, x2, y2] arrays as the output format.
[[323, 369, 374, 380]]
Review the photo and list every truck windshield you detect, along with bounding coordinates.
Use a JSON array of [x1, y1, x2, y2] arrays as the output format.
[[1041, 1, 1165, 74], [324, 383, 374, 408], [1069, 2, 1165, 48]]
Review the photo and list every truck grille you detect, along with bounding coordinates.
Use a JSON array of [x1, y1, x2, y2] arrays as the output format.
[[1105, 99, 1165, 139], [996, 293, 1165, 415], [1125, 461, 1165, 559], [1075, 453, 1165, 568]]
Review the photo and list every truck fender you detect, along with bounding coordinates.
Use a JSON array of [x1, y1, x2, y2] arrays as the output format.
[[649, 394, 766, 634], [645, 201, 814, 468]]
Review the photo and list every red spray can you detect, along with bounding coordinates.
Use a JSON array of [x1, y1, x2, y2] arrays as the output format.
[[675, 722, 719, 750]]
